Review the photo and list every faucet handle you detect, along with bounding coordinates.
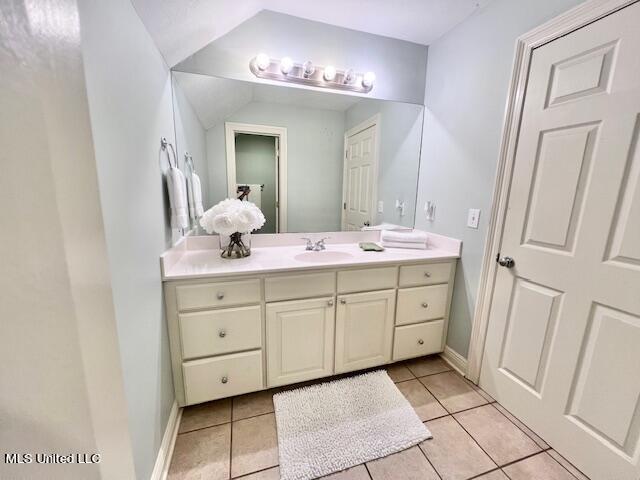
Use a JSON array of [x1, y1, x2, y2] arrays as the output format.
[[315, 237, 330, 250], [301, 237, 314, 250]]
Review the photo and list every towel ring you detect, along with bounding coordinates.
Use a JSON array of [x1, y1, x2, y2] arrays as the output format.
[[160, 137, 178, 169]]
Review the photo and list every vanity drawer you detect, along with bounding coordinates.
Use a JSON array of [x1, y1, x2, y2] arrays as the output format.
[[179, 305, 262, 360], [176, 279, 261, 311], [396, 284, 449, 326], [337, 266, 397, 293], [393, 320, 445, 361], [182, 350, 263, 404], [265, 272, 335, 302], [399, 262, 453, 287]]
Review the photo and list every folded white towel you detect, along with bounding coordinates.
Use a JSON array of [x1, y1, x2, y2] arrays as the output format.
[[167, 166, 189, 229], [188, 172, 204, 219], [380, 230, 428, 244], [380, 241, 428, 250]]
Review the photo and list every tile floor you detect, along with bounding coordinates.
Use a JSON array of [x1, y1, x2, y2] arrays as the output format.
[[168, 355, 589, 480]]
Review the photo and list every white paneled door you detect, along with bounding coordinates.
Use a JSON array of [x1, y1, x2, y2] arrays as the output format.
[[343, 124, 377, 230], [480, 3, 640, 479]]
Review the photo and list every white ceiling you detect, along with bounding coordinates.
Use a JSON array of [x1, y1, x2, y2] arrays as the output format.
[[131, 0, 489, 67], [174, 72, 361, 129]]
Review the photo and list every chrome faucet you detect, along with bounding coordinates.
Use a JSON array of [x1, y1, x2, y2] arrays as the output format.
[[301, 237, 330, 251]]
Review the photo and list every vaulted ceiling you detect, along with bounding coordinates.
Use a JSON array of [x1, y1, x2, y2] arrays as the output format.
[[131, 0, 489, 67]]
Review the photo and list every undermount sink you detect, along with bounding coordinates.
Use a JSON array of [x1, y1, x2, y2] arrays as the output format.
[[294, 250, 355, 263]]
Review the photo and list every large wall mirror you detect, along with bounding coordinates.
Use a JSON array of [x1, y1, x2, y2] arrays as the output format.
[[172, 71, 424, 233]]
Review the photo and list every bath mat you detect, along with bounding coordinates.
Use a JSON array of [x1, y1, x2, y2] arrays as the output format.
[[273, 370, 431, 480]]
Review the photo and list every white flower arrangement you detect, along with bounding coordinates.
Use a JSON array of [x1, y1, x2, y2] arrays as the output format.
[[199, 199, 266, 236]]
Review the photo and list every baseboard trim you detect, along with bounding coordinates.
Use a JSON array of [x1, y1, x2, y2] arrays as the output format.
[[440, 346, 468, 377], [150, 401, 182, 480]]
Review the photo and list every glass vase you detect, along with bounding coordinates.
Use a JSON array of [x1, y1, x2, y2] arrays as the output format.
[[220, 232, 251, 259]]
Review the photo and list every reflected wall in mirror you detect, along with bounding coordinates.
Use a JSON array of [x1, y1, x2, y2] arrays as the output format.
[[172, 72, 424, 233]]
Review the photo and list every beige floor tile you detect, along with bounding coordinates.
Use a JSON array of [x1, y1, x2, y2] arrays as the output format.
[[395, 379, 448, 421], [367, 446, 439, 480], [235, 466, 281, 479], [454, 405, 541, 466], [419, 372, 487, 413], [321, 464, 370, 479], [547, 450, 590, 480], [168, 423, 231, 480], [385, 363, 415, 383], [503, 452, 578, 480], [178, 398, 231, 433], [493, 403, 549, 449], [474, 470, 509, 479], [233, 389, 276, 421], [463, 378, 496, 403], [231, 413, 279, 478], [420, 416, 496, 480], [405, 355, 452, 377]]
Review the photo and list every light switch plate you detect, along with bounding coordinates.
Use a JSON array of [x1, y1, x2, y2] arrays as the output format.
[[377, 201, 384, 213], [467, 208, 480, 229]]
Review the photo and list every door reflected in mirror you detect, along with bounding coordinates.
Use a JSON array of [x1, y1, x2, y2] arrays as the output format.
[[172, 72, 424, 233]]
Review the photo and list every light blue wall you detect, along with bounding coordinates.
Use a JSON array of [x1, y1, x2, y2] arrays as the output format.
[[415, 0, 585, 357], [175, 11, 428, 105], [79, 0, 177, 478], [173, 77, 209, 208], [346, 101, 424, 228], [207, 102, 345, 232]]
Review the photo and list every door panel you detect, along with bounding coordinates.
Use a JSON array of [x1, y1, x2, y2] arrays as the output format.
[[334, 290, 395, 374], [481, 4, 640, 479], [343, 124, 377, 230], [266, 297, 335, 387]]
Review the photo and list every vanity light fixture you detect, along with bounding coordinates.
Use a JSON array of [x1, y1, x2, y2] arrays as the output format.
[[323, 65, 337, 81], [280, 56, 294, 75], [249, 54, 375, 93]]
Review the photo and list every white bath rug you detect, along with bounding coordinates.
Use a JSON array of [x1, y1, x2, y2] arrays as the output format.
[[273, 370, 432, 480]]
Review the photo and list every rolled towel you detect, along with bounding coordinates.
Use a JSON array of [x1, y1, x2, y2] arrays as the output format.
[[380, 230, 428, 244], [380, 241, 428, 250], [188, 172, 204, 219], [167, 166, 189, 229]]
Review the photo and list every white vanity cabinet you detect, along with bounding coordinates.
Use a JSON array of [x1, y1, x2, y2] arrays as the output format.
[[164, 258, 456, 406]]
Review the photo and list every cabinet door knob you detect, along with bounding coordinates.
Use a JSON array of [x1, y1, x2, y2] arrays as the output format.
[[424, 272, 431, 278], [327, 300, 334, 307], [418, 339, 424, 345], [218, 329, 226, 338], [216, 292, 225, 300], [340, 299, 347, 305], [421, 302, 429, 308], [221, 376, 228, 384]]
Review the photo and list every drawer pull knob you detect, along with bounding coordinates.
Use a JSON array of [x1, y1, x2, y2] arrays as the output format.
[[216, 292, 225, 300], [327, 300, 334, 307], [340, 299, 347, 305], [424, 272, 431, 278], [218, 329, 226, 338], [418, 339, 424, 345], [421, 302, 429, 308], [221, 376, 228, 384]]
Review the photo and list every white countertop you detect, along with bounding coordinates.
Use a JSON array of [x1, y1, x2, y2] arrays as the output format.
[[161, 231, 461, 281]]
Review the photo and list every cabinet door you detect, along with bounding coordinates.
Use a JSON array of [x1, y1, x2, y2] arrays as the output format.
[[335, 289, 396, 374], [266, 297, 335, 387]]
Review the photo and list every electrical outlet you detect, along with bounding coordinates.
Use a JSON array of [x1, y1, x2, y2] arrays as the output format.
[[467, 208, 480, 229], [424, 201, 435, 221], [377, 201, 384, 213]]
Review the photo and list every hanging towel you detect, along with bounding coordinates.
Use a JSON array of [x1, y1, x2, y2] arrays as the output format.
[[380, 240, 428, 250], [380, 230, 428, 244], [167, 166, 189, 229], [188, 172, 204, 219]]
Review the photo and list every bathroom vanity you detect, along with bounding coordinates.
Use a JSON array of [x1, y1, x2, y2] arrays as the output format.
[[161, 232, 460, 406]]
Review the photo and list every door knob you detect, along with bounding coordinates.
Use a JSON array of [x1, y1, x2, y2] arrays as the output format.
[[497, 255, 515, 268]]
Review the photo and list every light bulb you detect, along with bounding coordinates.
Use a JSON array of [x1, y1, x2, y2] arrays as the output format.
[[280, 57, 294, 75], [323, 65, 336, 81], [362, 71, 376, 88], [302, 60, 315, 77], [255, 53, 270, 71], [343, 69, 355, 84]]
